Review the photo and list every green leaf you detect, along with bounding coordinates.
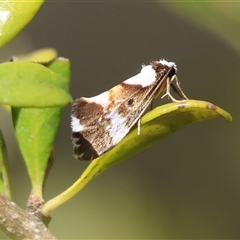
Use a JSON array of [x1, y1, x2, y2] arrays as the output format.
[[160, 2, 240, 54], [80, 100, 232, 175], [12, 58, 71, 198], [11, 48, 58, 63], [0, 61, 72, 107], [41, 100, 232, 216], [0, 1, 44, 49], [0, 129, 11, 199]]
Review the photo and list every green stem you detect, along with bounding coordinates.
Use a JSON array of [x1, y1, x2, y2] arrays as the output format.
[[41, 159, 101, 216]]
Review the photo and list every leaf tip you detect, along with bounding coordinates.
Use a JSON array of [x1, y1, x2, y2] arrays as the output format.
[[206, 102, 232, 123]]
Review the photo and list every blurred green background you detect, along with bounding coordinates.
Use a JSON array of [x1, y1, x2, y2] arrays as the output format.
[[0, 1, 239, 239]]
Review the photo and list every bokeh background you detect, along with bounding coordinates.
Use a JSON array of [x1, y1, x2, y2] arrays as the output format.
[[0, 1, 239, 239]]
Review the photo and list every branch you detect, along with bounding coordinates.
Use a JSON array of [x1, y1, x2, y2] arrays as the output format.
[[0, 194, 57, 240]]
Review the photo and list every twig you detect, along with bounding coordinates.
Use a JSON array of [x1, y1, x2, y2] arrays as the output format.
[[0, 194, 57, 240]]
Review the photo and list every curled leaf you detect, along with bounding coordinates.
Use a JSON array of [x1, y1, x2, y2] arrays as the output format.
[[41, 100, 232, 216]]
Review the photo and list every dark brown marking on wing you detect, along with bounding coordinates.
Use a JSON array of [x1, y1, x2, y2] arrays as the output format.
[[128, 98, 134, 105], [71, 98, 114, 160], [150, 61, 176, 79], [71, 98, 103, 125], [72, 132, 99, 160]]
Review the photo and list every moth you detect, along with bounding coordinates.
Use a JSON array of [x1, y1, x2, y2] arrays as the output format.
[[71, 59, 188, 161]]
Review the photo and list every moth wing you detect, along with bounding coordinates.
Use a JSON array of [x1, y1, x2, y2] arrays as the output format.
[[71, 83, 154, 160], [71, 60, 177, 161]]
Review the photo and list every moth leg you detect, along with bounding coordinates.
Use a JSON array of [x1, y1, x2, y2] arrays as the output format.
[[161, 76, 187, 102], [161, 77, 177, 101], [174, 76, 188, 100], [137, 118, 141, 135]]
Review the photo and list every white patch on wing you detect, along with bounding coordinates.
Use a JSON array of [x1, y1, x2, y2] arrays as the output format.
[[71, 116, 85, 132], [87, 91, 110, 108], [124, 65, 156, 87], [105, 110, 129, 146]]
